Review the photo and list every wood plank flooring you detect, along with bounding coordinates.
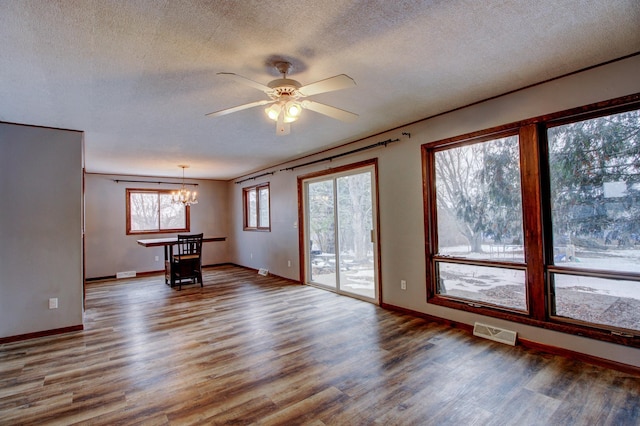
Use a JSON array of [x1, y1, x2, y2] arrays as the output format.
[[1, 265, 638, 425]]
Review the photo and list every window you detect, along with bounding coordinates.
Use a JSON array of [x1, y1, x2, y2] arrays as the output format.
[[243, 183, 270, 231], [547, 108, 640, 332], [126, 189, 189, 234], [431, 133, 527, 311], [423, 95, 640, 346]]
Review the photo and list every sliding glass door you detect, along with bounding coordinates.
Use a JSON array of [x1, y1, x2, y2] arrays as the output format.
[[302, 162, 379, 302]]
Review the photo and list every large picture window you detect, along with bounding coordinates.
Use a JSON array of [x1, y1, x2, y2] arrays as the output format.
[[432, 133, 527, 312], [243, 183, 270, 231], [547, 109, 640, 333], [126, 189, 189, 235], [423, 95, 640, 346]]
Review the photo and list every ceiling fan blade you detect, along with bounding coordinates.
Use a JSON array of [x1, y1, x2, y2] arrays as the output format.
[[217, 72, 272, 93], [205, 99, 273, 117], [298, 74, 356, 96], [301, 100, 359, 122]]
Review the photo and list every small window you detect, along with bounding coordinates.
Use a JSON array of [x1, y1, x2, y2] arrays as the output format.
[[243, 183, 270, 231], [126, 189, 190, 234]]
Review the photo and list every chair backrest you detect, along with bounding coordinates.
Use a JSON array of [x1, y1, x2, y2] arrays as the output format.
[[176, 233, 203, 258]]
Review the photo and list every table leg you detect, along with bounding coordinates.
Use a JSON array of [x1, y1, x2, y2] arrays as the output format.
[[164, 245, 170, 285], [169, 244, 176, 287]]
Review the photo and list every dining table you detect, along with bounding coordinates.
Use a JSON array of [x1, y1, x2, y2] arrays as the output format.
[[136, 236, 226, 284]]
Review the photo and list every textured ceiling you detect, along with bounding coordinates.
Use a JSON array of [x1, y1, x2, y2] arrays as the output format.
[[1, 0, 639, 180]]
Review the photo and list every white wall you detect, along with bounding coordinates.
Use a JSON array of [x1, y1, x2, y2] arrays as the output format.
[[229, 172, 300, 278], [84, 173, 229, 279], [0, 123, 84, 338], [228, 56, 640, 367]]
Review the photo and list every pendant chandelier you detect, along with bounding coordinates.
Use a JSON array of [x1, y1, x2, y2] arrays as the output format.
[[172, 165, 198, 206]]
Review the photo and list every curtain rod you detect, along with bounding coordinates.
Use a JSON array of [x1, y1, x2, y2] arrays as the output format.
[[113, 179, 198, 187], [280, 137, 401, 172], [234, 171, 275, 184]]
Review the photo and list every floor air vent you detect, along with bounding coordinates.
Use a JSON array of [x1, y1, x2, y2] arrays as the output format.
[[258, 268, 269, 276], [116, 271, 136, 279], [473, 322, 517, 346]]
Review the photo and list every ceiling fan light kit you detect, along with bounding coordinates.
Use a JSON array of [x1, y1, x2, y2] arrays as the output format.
[[206, 61, 358, 135], [265, 97, 300, 122]]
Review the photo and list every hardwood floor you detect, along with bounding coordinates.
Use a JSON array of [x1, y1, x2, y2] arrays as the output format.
[[1, 265, 638, 425]]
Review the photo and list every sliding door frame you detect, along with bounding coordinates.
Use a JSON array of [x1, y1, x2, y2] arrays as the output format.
[[297, 158, 382, 304]]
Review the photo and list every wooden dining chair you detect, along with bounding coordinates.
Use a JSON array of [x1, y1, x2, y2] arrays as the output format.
[[170, 233, 203, 290]]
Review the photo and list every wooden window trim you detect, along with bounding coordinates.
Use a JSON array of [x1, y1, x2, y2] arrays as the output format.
[[243, 183, 271, 231], [422, 93, 640, 348], [126, 188, 190, 235], [425, 128, 531, 314]]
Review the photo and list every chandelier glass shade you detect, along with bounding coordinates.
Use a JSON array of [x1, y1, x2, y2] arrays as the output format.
[[172, 165, 198, 206]]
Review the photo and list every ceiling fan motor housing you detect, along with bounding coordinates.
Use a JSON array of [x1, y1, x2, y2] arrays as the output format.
[[268, 79, 302, 98]]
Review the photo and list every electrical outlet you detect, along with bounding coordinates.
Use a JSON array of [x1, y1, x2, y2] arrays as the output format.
[[155, 256, 159, 262], [400, 280, 407, 290], [288, 260, 291, 267], [250, 253, 253, 259], [49, 298, 58, 309]]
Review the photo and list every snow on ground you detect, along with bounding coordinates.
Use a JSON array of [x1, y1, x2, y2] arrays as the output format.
[[439, 245, 640, 299]]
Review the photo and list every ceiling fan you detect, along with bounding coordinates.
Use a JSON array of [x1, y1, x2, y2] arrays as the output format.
[[206, 61, 358, 135]]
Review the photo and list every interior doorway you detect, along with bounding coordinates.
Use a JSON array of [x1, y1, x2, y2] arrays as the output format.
[[299, 159, 380, 303]]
